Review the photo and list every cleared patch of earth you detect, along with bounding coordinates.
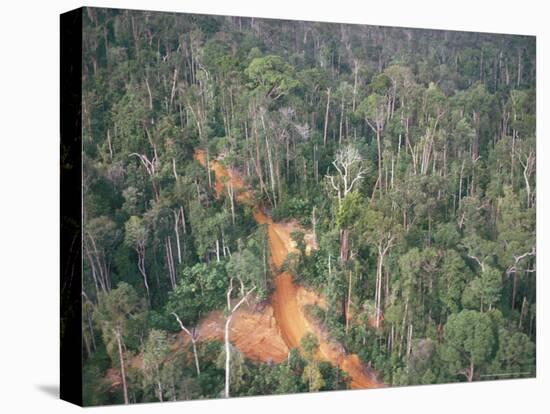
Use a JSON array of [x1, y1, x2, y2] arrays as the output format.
[[105, 151, 383, 391], [194, 150, 383, 389]]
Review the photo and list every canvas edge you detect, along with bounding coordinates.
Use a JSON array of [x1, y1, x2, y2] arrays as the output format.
[[60, 6, 84, 407]]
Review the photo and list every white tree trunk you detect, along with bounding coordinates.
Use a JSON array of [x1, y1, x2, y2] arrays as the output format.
[[172, 313, 201, 376], [223, 280, 256, 398], [224, 314, 233, 398], [116, 330, 129, 404], [174, 211, 182, 264], [323, 88, 331, 145]]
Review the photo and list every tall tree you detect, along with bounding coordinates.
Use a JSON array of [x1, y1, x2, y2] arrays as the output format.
[[94, 283, 146, 404], [223, 276, 256, 398], [124, 216, 150, 302], [141, 329, 170, 401], [441, 310, 496, 382]]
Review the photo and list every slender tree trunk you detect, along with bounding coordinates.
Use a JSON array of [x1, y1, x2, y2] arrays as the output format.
[[174, 210, 182, 264], [519, 296, 528, 330], [352, 59, 358, 112], [517, 49, 522, 87], [223, 281, 256, 398], [407, 323, 413, 359], [116, 330, 129, 404], [311, 206, 317, 247], [227, 182, 235, 225], [512, 272, 518, 311], [180, 206, 187, 235], [106, 129, 113, 160], [224, 314, 232, 398], [323, 88, 331, 146], [376, 126, 382, 197], [339, 228, 349, 263], [168, 237, 176, 288], [86, 304, 96, 352], [458, 160, 465, 207], [190, 337, 200, 376], [84, 243, 101, 296], [345, 270, 353, 335], [157, 378, 164, 402], [375, 252, 384, 328], [145, 77, 153, 110], [265, 132, 277, 206], [205, 147, 212, 189], [165, 239, 176, 289], [136, 244, 150, 304], [172, 313, 201, 376], [339, 94, 345, 144]]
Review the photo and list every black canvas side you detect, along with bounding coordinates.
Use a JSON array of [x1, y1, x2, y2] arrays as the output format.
[[60, 7, 83, 407]]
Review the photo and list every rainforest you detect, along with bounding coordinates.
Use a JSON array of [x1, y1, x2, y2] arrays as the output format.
[[80, 7, 536, 406]]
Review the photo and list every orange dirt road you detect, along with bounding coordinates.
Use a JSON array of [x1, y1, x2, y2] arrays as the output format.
[[194, 150, 382, 390]]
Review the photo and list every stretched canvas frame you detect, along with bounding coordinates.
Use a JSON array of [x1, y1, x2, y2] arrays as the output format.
[[61, 6, 536, 407]]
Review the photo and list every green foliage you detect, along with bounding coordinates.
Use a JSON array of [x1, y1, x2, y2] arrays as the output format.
[[357, 93, 386, 124], [93, 282, 147, 355], [82, 8, 535, 403], [124, 216, 147, 248], [140, 329, 170, 401], [440, 250, 472, 314], [490, 328, 535, 378], [166, 263, 227, 326], [83, 364, 113, 406], [216, 344, 249, 393], [462, 266, 502, 311], [226, 240, 268, 300], [271, 196, 311, 225], [245, 55, 300, 100], [300, 332, 320, 360], [336, 191, 363, 229], [393, 338, 443, 386], [441, 310, 496, 381], [302, 362, 325, 392]]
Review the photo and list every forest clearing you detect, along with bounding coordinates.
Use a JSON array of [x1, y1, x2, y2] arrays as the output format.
[[195, 149, 382, 389]]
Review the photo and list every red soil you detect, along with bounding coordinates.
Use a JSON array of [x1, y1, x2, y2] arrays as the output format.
[[194, 150, 382, 389]]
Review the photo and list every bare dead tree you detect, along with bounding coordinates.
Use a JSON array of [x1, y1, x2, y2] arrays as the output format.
[[85, 232, 111, 293], [224, 277, 256, 398], [115, 328, 129, 404], [325, 145, 366, 207], [171, 312, 201, 376], [518, 149, 535, 208], [506, 246, 536, 310], [135, 236, 150, 302], [375, 233, 397, 328], [325, 145, 367, 263], [129, 150, 159, 201]]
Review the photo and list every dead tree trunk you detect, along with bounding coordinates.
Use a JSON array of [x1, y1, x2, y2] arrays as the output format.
[[115, 329, 129, 404], [227, 181, 236, 225], [323, 88, 331, 146], [173, 210, 182, 264], [171, 313, 201, 376], [224, 278, 256, 398], [345, 270, 353, 335], [339, 228, 349, 263], [374, 237, 395, 328], [135, 241, 150, 304]]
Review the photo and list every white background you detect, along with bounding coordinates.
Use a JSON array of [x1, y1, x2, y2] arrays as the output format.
[[0, 0, 548, 412]]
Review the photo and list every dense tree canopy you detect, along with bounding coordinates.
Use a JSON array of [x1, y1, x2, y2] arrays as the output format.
[[82, 7, 535, 405]]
